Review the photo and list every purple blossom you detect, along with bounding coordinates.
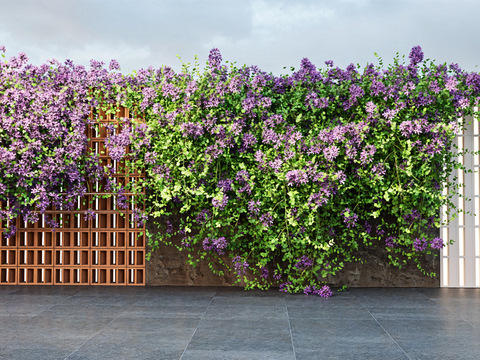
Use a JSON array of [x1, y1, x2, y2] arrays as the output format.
[[260, 267, 269, 279], [260, 212, 274, 228], [341, 208, 358, 228], [285, 170, 308, 187], [294, 255, 314, 271], [109, 59, 121, 71], [323, 145, 339, 162], [232, 255, 249, 275], [313, 285, 332, 298], [166, 220, 173, 234], [248, 200, 261, 216], [385, 236, 397, 248], [203, 237, 228, 254], [208, 48, 222, 71], [430, 237, 444, 249], [279, 282, 292, 293], [196, 209, 211, 224], [409, 46, 424, 66], [217, 178, 234, 193], [413, 237, 428, 252], [84, 209, 96, 221], [212, 194, 229, 210]]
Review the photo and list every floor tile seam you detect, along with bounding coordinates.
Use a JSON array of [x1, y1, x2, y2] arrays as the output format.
[[179, 289, 217, 360], [284, 293, 297, 360], [413, 288, 478, 329], [63, 291, 148, 360], [350, 290, 412, 360]]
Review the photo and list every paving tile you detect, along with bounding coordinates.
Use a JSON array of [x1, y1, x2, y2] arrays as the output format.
[[0, 294, 71, 306], [214, 287, 285, 298], [209, 296, 286, 306], [181, 349, 296, 360], [417, 288, 480, 300], [295, 347, 409, 360], [134, 294, 213, 307], [66, 331, 187, 360], [0, 346, 77, 360], [187, 318, 293, 352], [287, 305, 372, 320], [103, 316, 199, 333], [75, 286, 149, 297], [20, 312, 115, 335], [284, 292, 363, 309], [0, 315, 34, 333], [59, 294, 142, 307], [369, 305, 461, 321], [0, 303, 53, 316], [0, 286, 23, 294], [9, 285, 87, 296], [349, 288, 439, 308], [379, 319, 480, 360], [121, 304, 207, 318], [144, 286, 218, 297], [204, 304, 288, 320], [45, 304, 126, 318]]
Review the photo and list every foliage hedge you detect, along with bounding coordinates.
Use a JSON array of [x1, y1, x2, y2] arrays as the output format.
[[1, 45, 479, 295]]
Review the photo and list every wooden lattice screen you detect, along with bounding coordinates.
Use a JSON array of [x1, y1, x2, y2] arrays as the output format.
[[0, 107, 146, 285]]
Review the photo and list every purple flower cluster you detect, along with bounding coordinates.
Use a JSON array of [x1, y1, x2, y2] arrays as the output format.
[[203, 237, 228, 255], [303, 284, 333, 298], [341, 208, 358, 228], [294, 255, 314, 271], [232, 255, 249, 275]]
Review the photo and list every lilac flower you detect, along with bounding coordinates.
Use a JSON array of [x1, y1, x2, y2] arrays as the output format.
[[212, 194, 229, 210], [166, 220, 173, 234], [260, 212, 274, 228], [385, 236, 397, 248], [360, 145, 376, 165], [365, 101, 377, 114], [3, 225, 16, 239], [203, 237, 228, 254], [341, 208, 358, 228], [109, 59, 121, 71], [294, 255, 314, 271], [208, 48, 222, 71], [217, 178, 234, 193], [445, 77, 458, 91], [323, 145, 339, 162], [132, 208, 148, 227], [0, 45, 6, 53], [232, 255, 249, 275], [279, 282, 292, 292], [364, 221, 372, 234], [313, 285, 333, 298], [84, 209, 96, 221], [413, 237, 428, 252], [260, 267, 269, 279], [409, 46, 424, 65], [273, 271, 282, 281], [430, 237, 444, 249], [248, 200, 261, 216], [196, 209, 211, 224], [285, 170, 308, 187]]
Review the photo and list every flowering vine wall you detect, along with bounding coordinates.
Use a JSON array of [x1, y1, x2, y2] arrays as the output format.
[[1, 45, 479, 296]]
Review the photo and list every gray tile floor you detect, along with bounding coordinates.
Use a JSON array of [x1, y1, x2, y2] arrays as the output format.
[[0, 286, 479, 359]]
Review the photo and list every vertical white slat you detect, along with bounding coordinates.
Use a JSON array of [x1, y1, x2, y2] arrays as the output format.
[[442, 114, 480, 287]]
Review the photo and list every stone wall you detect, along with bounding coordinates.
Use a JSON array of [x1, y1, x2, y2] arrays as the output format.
[[145, 217, 440, 288]]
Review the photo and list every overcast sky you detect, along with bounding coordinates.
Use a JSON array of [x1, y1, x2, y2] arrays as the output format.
[[1, 0, 480, 75]]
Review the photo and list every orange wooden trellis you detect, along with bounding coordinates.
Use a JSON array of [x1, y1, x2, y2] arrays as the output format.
[[0, 107, 146, 285]]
